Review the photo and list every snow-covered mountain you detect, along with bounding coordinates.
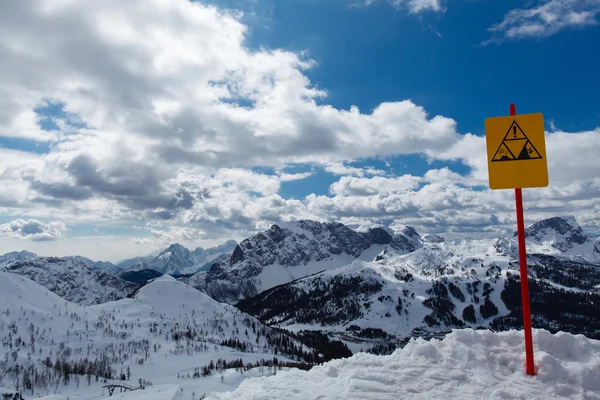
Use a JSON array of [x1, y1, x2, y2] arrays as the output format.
[[0, 250, 123, 275], [230, 216, 600, 350], [0, 250, 38, 268], [0, 271, 320, 398], [519, 216, 600, 262], [120, 240, 237, 275], [69, 255, 123, 275], [186, 221, 421, 303], [3, 256, 137, 305]]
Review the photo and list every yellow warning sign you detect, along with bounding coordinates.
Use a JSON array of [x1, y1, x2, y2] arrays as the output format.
[[485, 113, 548, 189]]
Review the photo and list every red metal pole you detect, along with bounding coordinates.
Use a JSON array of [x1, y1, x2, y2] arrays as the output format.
[[511, 104, 536, 376]]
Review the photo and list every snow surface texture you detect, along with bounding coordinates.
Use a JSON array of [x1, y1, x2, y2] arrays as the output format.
[[99, 384, 182, 400], [207, 329, 600, 400]]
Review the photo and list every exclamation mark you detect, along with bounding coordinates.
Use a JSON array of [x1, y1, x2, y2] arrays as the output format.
[[513, 126, 517, 138]]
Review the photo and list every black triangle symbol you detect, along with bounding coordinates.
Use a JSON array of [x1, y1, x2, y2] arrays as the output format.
[[492, 143, 515, 161], [491, 121, 543, 162], [517, 140, 542, 160]]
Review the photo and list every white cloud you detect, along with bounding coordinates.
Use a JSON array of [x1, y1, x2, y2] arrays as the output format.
[[0, 0, 599, 260], [486, 0, 600, 43], [0, 0, 461, 213], [325, 162, 386, 177], [134, 226, 205, 246], [359, 0, 444, 14], [0, 219, 66, 241], [277, 172, 314, 182], [329, 175, 422, 196], [423, 167, 471, 185]]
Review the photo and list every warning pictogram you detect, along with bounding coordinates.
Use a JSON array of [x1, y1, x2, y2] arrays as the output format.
[[491, 121, 543, 162], [485, 113, 548, 190]]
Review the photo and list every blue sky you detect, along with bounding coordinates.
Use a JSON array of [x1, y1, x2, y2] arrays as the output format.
[[229, 0, 600, 199], [0, 0, 599, 261], [234, 0, 600, 134]]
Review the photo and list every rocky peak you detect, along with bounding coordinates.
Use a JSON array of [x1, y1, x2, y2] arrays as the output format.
[[519, 216, 590, 252], [422, 234, 445, 243], [194, 220, 424, 303], [0, 250, 38, 269], [397, 225, 420, 240], [193, 239, 237, 258], [160, 243, 189, 257]]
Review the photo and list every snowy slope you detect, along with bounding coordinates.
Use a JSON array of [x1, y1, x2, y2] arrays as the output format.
[[93, 275, 311, 359], [187, 221, 421, 303], [206, 328, 600, 400], [120, 240, 237, 275], [3, 256, 137, 305], [0, 272, 317, 399]]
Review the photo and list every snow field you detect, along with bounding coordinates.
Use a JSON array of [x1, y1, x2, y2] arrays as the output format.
[[205, 329, 600, 400]]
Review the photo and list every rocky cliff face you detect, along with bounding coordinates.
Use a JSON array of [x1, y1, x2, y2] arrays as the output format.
[[186, 220, 422, 303], [518, 216, 600, 262]]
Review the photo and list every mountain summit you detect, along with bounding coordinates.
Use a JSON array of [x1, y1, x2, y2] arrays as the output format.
[[186, 220, 422, 303], [519, 216, 600, 261], [119, 240, 237, 275]]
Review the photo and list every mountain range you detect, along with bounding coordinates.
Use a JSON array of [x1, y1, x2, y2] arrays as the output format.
[[232, 216, 600, 348], [0, 240, 237, 304], [1, 215, 599, 396], [185, 221, 421, 303], [1, 215, 599, 346]]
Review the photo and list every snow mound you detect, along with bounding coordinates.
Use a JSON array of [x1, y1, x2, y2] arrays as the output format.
[[206, 329, 600, 400]]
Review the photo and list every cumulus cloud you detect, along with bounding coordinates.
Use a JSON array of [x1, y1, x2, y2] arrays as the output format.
[[0, 0, 599, 259], [329, 175, 422, 196], [0, 0, 460, 218], [486, 0, 600, 43], [0, 219, 66, 241]]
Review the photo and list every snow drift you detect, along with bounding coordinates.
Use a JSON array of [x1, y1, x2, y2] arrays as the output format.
[[206, 329, 600, 400]]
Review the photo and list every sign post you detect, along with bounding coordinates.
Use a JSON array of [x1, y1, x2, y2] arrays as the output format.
[[485, 104, 548, 376]]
